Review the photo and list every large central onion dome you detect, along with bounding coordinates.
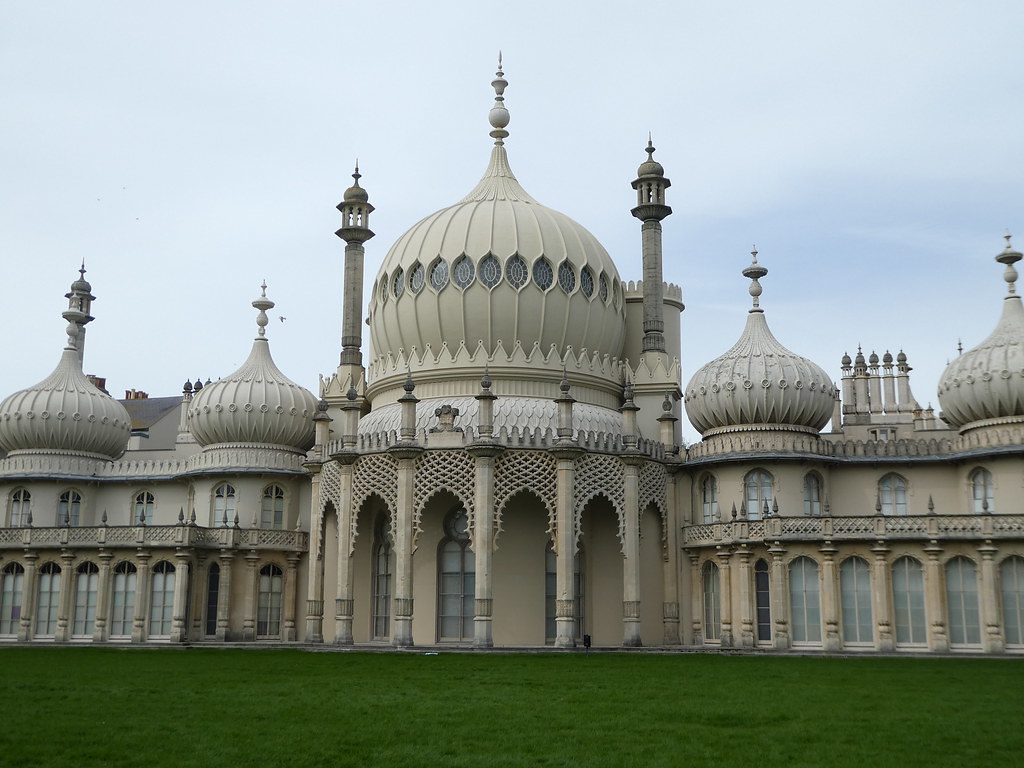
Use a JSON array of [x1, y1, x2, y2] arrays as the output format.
[[368, 61, 626, 373], [938, 236, 1024, 430], [189, 285, 317, 452], [685, 252, 835, 436]]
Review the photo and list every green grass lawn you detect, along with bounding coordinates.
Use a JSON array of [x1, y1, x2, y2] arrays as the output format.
[[0, 648, 1021, 767]]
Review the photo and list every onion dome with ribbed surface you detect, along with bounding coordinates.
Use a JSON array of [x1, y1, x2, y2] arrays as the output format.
[[189, 284, 317, 451], [684, 251, 835, 437], [938, 235, 1024, 430]]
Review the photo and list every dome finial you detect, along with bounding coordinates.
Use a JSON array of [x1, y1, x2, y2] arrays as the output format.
[[997, 231, 1023, 296], [488, 53, 510, 145], [253, 281, 275, 338], [742, 246, 768, 312]]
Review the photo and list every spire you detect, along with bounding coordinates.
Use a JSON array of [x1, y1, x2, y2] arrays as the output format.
[[337, 164, 374, 368], [631, 137, 672, 353], [253, 282, 274, 338], [63, 263, 96, 357], [742, 247, 768, 313], [996, 231, 1023, 297], [488, 53, 510, 145]]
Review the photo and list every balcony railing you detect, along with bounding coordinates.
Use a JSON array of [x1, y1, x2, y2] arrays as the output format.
[[0, 524, 309, 551]]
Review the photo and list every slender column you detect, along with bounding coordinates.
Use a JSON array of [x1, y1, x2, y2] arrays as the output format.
[[242, 551, 259, 641], [924, 541, 948, 652], [819, 542, 840, 651], [336, 168, 374, 367], [661, 473, 681, 645], [333, 458, 357, 644], [93, 551, 113, 642], [18, 552, 38, 641], [621, 456, 643, 647], [768, 543, 789, 649], [470, 445, 502, 648], [630, 140, 672, 354], [216, 551, 234, 641], [687, 551, 703, 645], [283, 553, 300, 641], [189, 555, 208, 641], [391, 449, 421, 647], [132, 551, 151, 643], [871, 542, 894, 651], [54, 551, 76, 642], [978, 541, 1003, 653], [304, 465, 326, 643], [553, 448, 583, 647], [736, 546, 754, 648], [716, 547, 734, 647], [170, 549, 191, 643]]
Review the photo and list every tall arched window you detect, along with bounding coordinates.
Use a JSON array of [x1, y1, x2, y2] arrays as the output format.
[[213, 483, 236, 528], [438, 509, 474, 642], [110, 561, 137, 638], [258, 564, 284, 638], [754, 559, 771, 643], [133, 491, 155, 524], [73, 562, 99, 637], [945, 557, 980, 646], [702, 561, 720, 642], [970, 468, 994, 514], [58, 490, 82, 526], [149, 561, 175, 637], [1000, 556, 1024, 647], [0, 563, 25, 636], [261, 485, 285, 530], [372, 514, 393, 641], [840, 556, 873, 644], [544, 541, 584, 643], [789, 557, 821, 644], [35, 562, 61, 637], [701, 476, 719, 524], [744, 470, 773, 520], [803, 474, 822, 517], [892, 556, 926, 645], [205, 563, 220, 637], [878, 475, 907, 516], [9, 488, 30, 526]]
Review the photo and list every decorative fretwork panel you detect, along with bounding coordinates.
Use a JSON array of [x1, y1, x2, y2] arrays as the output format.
[[639, 461, 669, 558], [574, 454, 625, 551], [352, 453, 398, 545], [494, 450, 558, 544], [320, 461, 341, 513], [413, 450, 475, 547]]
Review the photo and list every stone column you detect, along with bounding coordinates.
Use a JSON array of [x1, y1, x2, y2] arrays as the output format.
[[304, 463, 326, 643], [687, 551, 703, 645], [768, 543, 789, 649], [54, 550, 76, 642], [871, 542, 893, 651], [391, 448, 422, 647], [190, 555, 207, 640], [469, 444, 502, 648], [736, 546, 754, 648], [93, 551, 113, 642], [924, 541, 948, 652], [216, 551, 234, 642], [170, 549, 192, 643], [18, 551, 38, 641], [716, 547, 733, 647], [553, 447, 584, 648], [283, 553, 300, 641], [819, 542, 840, 651], [132, 551, 151, 643], [333, 456, 358, 644], [661, 472, 681, 646], [978, 541, 1003, 653], [242, 551, 259, 641], [621, 455, 643, 647]]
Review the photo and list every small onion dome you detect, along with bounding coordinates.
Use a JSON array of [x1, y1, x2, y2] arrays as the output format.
[[883, 350, 893, 365], [841, 352, 852, 367], [938, 235, 1024, 429], [684, 251, 835, 436], [636, 138, 665, 178], [343, 166, 369, 204], [189, 285, 317, 451], [0, 347, 130, 459], [869, 351, 879, 366]]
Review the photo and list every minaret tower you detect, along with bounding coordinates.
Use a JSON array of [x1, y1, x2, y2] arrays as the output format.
[[631, 138, 672, 353], [336, 165, 374, 389], [63, 263, 95, 362]]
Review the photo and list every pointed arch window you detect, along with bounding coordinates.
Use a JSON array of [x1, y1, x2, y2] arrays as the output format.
[[213, 483, 235, 528], [702, 561, 720, 642], [945, 557, 980, 646], [744, 470, 773, 520], [149, 561, 175, 637], [133, 491, 154, 525], [429, 259, 449, 290], [803, 474, 822, 517], [506, 255, 529, 289], [391, 267, 405, 298], [258, 564, 283, 638], [580, 266, 594, 298], [409, 262, 425, 294], [59, 490, 82, 526], [788, 556, 821, 644], [110, 562, 137, 638], [892, 556, 926, 645], [879, 474, 907, 516], [840, 556, 873, 644], [261, 485, 285, 530], [452, 255, 475, 289], [438, 509, 474, 642], [480, 254, 502, 289], [598, 273, 609, 303], [372, 514, 394, 640], [1000, 556, 1024, 646], [700, 475, 719, 524], [970, 468, 994, 513], [73, 562, 99, 637], [754, 559, 771, 643], [9, 488, 30, 527], [533, 258, 553, 291], [35, 562, 61, 637], [557, 261, 576, 293], [0, 563, 24, 636]]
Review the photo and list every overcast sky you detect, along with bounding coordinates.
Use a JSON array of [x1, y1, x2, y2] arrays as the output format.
[[2, 1, 1022, 443]]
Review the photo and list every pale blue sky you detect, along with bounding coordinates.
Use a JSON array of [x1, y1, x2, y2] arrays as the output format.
[[2, 1, 1022, 442]]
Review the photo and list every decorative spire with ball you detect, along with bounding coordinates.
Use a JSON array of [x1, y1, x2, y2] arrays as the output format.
[[631, 136, 672, 353], [337, 163, 374, 368]]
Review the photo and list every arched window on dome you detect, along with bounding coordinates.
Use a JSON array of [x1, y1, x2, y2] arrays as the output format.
[[878, 474, 907, 516], [946, 556, 980, 647], [438, 508, 474, 642], [149, 561, 175, 637], [598, 272, 609, 303], [213, 483, 235, 528], [372, 513, 393, 641], [970, 468, 994, 513], [35, 562, 61, 637], [580, 266, 594, 298], [73, 561, 99, 637], [802, 473, 822, 517], [744, 470, 773, 520], [258, 564, 283, 638], [700, 475, 718, 524], [479, 254, 502, 289], [0, 563, 25, 637], [133, 491, 154, 525], [453, 255, 475, 289], [429, 258, 449, 291], [379, 276, 388, 303], [110, 561, 137, 638], [261, 485, 286, 530], [58, 489, 82, 526], [702, 561, 720, 642], [9, 488, 30, 527], [1001, 556, 1024, 647], [557, 261, 576, 294], [392, 267, 405, 298], [409, 262, 425, 294], [506, 254, 529, 290], [533, 258, 553, 291]]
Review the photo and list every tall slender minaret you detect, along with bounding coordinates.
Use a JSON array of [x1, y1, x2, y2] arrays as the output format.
[[336, 165, 374, 369], [63, 263, 95, 362], [631, 138, 672, 353]]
